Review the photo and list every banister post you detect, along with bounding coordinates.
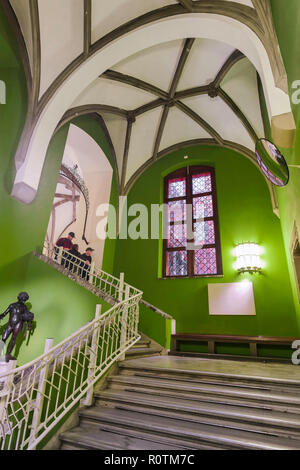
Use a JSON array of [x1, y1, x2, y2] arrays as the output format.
[[120, 284, 130, 361], [89, 261, 95, 285], [118, 272, 124, 302], [81, 304, 102, 407], [28, 338, 54, 450], [57, 246, 63, 264], [165, 318, 176, 351], [0, 359, 17, 439]]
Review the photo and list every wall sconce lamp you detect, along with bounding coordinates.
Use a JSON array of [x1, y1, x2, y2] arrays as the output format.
[[234, 243, 264, 274]]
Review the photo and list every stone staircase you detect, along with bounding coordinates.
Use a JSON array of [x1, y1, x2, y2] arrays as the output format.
[[59, 355, 300, 450], [125, 333, 164, 360]]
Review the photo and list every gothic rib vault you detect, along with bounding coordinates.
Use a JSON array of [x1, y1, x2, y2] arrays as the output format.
[[4, 0, 295, 212]]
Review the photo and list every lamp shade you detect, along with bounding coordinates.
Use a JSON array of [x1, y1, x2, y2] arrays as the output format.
[[234, 243, 263, 273]]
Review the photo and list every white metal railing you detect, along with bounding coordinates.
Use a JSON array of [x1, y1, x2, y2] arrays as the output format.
[[49, 247, 176, 350], [42, 246, 141, 304], [0, 261, 142, 450], [140, 300, 176, 351]]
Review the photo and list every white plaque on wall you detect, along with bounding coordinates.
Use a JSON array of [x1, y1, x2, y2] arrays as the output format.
[[208, 282, 256, 316]]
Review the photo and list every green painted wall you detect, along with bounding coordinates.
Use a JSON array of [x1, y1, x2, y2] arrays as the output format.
[[0, 5, 118, 365], [270, 1, 300, 328], [114, 146, 299, 345]]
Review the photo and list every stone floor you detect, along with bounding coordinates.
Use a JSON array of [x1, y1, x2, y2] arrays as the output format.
[[124, 355, 300, 383]]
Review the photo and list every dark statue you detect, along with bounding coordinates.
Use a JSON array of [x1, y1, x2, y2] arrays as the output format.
[[0, 292, 34, 360]]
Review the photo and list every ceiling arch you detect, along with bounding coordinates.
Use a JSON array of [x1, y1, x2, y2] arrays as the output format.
[[5, 0, 293, 216]]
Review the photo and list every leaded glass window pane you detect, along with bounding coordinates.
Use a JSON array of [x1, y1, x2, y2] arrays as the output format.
[[168, 200, 186, 222], [168, 177, 186, 198], [194, 221, 215, 245], [194, 248, 217, 275], [192, 173, 212, 195], [193, 195, 213, 219], [167, 251, 187, 276], [168, 224, 187, 248]]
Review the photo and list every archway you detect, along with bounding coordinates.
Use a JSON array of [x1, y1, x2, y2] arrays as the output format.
[[44, 123, 113, 269]]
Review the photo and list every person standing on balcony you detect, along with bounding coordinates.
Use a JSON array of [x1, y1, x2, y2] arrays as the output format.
[[67, 243, 81, 273], [55, 232, 75, 266], [56, 232, 75, 251], [79, 247, 95, 281]]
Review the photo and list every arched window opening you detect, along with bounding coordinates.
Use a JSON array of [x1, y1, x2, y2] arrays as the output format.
[[163, 166, 222, 278]]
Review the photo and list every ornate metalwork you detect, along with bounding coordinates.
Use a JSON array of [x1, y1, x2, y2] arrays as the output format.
[[60, 164, 90, 245]]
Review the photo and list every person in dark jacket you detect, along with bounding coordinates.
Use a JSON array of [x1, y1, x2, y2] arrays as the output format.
[[79, 247, 95, 281], [56, 232, 75, 250], [55, 232, 75, 266], [66, 243, 81, 272]]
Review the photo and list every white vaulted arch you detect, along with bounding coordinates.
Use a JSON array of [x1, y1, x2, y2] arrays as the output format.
[[11, 13, 293, 204]]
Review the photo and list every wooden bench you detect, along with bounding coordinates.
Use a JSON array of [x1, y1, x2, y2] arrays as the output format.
[[170, 333, 298, 361]]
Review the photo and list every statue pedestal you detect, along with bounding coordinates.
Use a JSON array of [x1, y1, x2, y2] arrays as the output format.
[[0, 359, 16, 437], [0, 357, 17, 383], [0, 354, 16, 363]]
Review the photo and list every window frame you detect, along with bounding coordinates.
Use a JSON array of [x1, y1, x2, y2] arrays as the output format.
[[163, 165, 223, 278]]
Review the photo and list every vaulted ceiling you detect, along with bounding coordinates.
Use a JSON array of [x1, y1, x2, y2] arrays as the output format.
[[4, 0, 295, 211]]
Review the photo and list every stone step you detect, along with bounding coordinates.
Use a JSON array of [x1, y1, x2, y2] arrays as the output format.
[[94, 389, 300, 433], [119, 361, 300, 391], [106, 374, 300, 408], [99, 383, 300, 415], [92, 395, 300, 441], [119, 368, 283, 392], [169, 351, 291, 363], [125, 347, 163, 358], [135, 340, 151, 348], [79, 407, 300, 450], [59, 425, 193, 450]]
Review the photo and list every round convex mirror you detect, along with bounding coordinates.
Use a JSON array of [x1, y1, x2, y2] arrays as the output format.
[[255, 138, 289, 187]]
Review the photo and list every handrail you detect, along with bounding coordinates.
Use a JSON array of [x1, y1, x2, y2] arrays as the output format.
[[139, 300, 176, 351], [0, 294, 141, 381], [0, 251, 142, 450], [40, 246, 141, 302], [140, 299, 174, 320]]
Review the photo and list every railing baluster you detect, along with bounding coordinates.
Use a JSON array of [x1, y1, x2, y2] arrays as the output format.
[[120, 285, 130, 361], [118, 272, 124, 302], [81, 305, 102, 407], [28, 338, 53, 450], [57, 246, 63, 265], [89, 261, 95, 285], [0, 359, 17, 447]]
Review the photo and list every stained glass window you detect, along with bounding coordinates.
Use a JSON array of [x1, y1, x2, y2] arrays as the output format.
[[164, 166, 222, 277]]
